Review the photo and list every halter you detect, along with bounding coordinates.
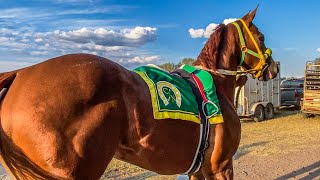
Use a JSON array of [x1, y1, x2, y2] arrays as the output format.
[[216, 19, 272, 78]]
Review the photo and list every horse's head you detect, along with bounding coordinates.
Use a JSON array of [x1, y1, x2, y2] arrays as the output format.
[[233, 7, 279, 81], [195, 6, 279, 82]]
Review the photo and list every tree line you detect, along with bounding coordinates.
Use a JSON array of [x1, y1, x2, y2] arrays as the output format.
[[157, 58, 195, 71]]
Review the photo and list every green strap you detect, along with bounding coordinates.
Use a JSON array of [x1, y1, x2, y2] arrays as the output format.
[[232, 22, 246, 47], [240, 51, 245, 66], [232, 22, 246, 66], [247, 49, 260, 58], [232, 22, 260, 66]]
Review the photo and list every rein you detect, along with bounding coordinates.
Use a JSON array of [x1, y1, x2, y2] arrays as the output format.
[[213, 19, 272, 78]]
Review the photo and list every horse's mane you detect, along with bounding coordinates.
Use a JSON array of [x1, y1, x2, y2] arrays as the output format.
[[194, 24, 228, 70]]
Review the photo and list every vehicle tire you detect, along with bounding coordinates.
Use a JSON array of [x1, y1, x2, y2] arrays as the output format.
[[264, 103, 274, 120], [253, 105, 265, 122], [302, 112, 315, 118]]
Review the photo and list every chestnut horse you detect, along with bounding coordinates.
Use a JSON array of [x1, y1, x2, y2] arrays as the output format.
[[0, 8, 278, 180]]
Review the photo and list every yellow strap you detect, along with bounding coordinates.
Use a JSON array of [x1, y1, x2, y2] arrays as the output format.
[[239, 19, 265, 63]]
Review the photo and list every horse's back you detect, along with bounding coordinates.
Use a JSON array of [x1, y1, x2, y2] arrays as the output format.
[[0, 54, 129, 179]]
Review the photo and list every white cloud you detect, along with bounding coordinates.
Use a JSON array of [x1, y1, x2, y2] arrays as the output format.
[[35, 38, 43, 43], [127, 55, 160, 63], [0, 37, 10, 43], [0, 26, 159, 67], [0, 7, 131, 32], [223, 18, 238, 25], [117, 55, 160, 68], [30, 51, 49, 56], [188, 18, 237, 39], [0, 26, 157, 51], [204, 23, 219, 38], [0, 60, 34, 72], [188, 28, 205, 38], [124, 27, 157, 40], [316, 48, 320, 52], [45, 27, 157, 46]]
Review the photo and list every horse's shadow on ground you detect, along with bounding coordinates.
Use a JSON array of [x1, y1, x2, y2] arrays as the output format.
[[103, 168, 157, 180], [275, 161, 320, 180], [233, 141, 268, 160], [123, 172, 158, 180]]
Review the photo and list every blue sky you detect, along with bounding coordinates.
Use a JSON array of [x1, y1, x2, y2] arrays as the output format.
[[0, 0, 319, 77]]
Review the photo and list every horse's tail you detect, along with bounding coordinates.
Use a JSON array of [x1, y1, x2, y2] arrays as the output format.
[[0, 72, 16, 101]]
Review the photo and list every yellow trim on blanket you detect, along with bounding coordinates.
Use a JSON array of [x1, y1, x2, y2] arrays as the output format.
[[136, 71, 224, 125], [208, 115, 224, 124]]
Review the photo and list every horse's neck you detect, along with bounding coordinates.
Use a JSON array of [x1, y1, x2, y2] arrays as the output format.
[[194, 52, 239, 102], [193, 25, 240, 101], [194, 65, 236, 101]]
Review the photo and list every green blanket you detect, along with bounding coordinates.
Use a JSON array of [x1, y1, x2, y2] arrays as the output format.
[[134, 65, 223, 124]]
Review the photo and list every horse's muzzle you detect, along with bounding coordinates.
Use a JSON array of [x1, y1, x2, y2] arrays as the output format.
[[259, 61, 279, 81]]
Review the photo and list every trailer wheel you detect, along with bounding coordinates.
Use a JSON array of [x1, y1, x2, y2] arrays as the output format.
[[264, 103, 274, 119], [302, 112, 315, 118], [253, 105, 265, 122]]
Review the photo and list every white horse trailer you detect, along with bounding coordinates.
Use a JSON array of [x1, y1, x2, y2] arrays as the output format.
[[235, 63, 281, 122]]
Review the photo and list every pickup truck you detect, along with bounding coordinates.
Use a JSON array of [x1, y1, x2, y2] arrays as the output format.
[[280, 79, 304, 109]]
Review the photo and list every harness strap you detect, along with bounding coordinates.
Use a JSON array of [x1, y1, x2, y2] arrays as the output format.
[[0, 88, 8, 101], [171, 69, 211, 174], [216, 69, 238, 76], [191, 74, 207, 102]]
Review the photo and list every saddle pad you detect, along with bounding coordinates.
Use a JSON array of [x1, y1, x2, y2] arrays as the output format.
[[133, 65, 223, 124]]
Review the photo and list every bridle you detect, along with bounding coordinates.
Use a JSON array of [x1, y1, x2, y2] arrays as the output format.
[[213, 19, 272, 78]]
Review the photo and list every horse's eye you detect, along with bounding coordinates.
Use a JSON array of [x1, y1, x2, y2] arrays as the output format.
[[259, 35, 264, 41]]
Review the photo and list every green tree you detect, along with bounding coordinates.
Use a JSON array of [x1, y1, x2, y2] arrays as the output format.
[[176, 58, 195, 68], [158, 63, 175, 71], [157, 58, 195, 72]]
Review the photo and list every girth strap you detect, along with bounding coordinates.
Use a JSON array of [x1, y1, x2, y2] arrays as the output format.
[[171, 69, 210, 174]]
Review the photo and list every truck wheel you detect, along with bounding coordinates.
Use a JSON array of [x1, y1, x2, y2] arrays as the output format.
[[265, 103, 274, 119], [302, 112, 315, 118], [253, 105, 265, 122]]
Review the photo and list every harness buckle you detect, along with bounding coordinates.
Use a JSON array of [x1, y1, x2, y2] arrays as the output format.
[[201, 100, 219, 119], [241, 46, 248, 52]]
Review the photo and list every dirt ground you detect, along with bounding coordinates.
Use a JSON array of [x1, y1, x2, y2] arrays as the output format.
[[0, 109, 319, 180], [102, 109, 320, 180]]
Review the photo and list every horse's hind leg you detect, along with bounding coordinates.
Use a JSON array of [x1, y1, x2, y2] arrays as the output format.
[[69, 105, 123, 179], [0, 104, 123, 179]]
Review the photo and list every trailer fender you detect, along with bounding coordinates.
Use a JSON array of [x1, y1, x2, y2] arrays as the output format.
[[249, 102, 268, 114]]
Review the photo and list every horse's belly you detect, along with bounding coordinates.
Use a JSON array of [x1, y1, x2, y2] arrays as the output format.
[[115, 120, 200, 175]]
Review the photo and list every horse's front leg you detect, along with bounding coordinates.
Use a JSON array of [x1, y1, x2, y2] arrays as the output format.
[[197, 125, 236, 179], [188, 170, 205, 180], [200, 159, 234, 180]]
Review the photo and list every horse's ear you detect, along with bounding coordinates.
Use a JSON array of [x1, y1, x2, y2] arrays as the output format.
[[242, 5, 259, 25]]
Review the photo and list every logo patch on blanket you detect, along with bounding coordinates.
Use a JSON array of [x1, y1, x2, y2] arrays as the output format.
[[134, 65, 223, 124]]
